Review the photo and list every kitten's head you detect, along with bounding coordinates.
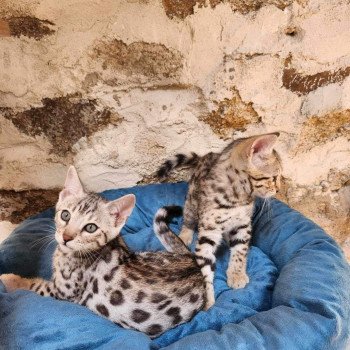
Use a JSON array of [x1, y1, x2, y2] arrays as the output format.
[[55, 166, 135, 252], [234, 133, 282, 198]]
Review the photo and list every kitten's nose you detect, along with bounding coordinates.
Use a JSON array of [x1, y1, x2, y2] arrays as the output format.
[[62, 234, 73, 244]]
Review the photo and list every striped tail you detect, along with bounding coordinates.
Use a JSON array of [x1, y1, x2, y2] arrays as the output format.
[[153, 206, 189, 254], [156, 152, 200, 179]]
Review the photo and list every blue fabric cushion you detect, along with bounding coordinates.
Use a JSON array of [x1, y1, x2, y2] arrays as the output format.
[[0, 182, 349, 350]]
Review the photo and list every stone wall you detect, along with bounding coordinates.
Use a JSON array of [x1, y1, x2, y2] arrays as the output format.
[[0, 0, 349, 259]]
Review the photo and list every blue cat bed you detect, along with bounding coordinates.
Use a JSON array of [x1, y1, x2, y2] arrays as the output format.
[[0, 182, 349, 350]]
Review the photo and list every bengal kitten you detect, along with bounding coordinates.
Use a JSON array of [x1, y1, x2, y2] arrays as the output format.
[[0, 167, 205, 338], [157, 133, 282, 309]]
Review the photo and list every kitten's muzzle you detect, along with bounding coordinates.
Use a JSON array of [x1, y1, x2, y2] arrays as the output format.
[[62, 234, 73, 244]]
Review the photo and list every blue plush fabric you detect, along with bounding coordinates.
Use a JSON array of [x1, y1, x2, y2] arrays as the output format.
[[0, 182, 349, 350]]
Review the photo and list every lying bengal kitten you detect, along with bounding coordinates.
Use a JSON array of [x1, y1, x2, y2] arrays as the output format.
[[157, 133, 282, 309], [0, 167, 205, 338]]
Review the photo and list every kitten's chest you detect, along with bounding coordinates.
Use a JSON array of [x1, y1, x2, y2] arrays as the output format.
[[205, 203, 254, 232], [53, 250, 88, 300], [224, 202, 253, 218]]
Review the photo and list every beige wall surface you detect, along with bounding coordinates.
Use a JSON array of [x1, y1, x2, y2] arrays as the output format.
[[0, 0, 349, 259]]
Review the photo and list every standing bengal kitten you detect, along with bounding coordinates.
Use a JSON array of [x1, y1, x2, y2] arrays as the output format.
[[0, 167, 205, 338], [157, 133, 282, 309]]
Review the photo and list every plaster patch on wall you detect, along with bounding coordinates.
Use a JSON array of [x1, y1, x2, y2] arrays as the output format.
[[162, 0, 205, 19], [296, 109, 350, 153], [0, 1, 38, 18], [295, 0, 308, 6], [199, 87, 260, 138], [0, 189, 59, 224], [2, 95, 121, 156], [162, 0, 293, 19], [4, 16, 55, 40], [224, 0, 293, 14], [0, 20, 11, 37], [301, 83, 343, 117], [93, 39, 183, 84], [283, 57, 350, 96]]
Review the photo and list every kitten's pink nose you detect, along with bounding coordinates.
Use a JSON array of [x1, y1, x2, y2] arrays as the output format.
[[62, 234, 73, 243]]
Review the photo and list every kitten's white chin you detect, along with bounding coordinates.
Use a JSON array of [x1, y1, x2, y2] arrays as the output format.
[[58, 242, 73, 252]]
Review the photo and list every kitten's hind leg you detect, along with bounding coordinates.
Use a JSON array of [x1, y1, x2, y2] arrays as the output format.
[[195, 227, 222, 310], [179, 194, 197, 246], [226, 224, 252, 289]]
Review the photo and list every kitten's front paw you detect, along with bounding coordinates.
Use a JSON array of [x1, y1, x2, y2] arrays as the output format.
[[204, 295, 215, 311], [0, 274, 27, 292], [203, 284, 215, 310], [227, 271, 249, 289]]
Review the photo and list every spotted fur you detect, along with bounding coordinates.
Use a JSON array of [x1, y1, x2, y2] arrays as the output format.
[[157, 133, 282, 309], [0, 166, 205, 338]]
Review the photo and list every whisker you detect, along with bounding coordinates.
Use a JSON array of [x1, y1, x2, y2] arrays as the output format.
[[81, 250, 88, 264], [266, 198, 273, 224], [256, 197, 267, 222], [34, 224, 55, 228], [84, 247, 102, 267], [81, 247, 95, 267], [37, 238, 55, 253], [87, 251, 95, 265], [84, 251, 94, 267], [30, 234, 54, 244], [32, 228, 55, 233], [30, 235, 55, 249], [265, 198, 272, 224], [43, 238, 56, 253]]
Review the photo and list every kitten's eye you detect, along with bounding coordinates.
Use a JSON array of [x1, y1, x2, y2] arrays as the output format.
[[61, 210, 71, 222], [84, 223, 98, 233]]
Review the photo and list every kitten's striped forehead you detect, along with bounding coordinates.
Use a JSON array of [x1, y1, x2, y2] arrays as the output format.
[[74, 194, 104, 215]]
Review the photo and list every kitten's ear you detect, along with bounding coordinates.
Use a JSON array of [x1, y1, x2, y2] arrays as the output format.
[[59, 166, 84, 201], [248, 133, 279, 158], [108, 194, 136, 224]]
